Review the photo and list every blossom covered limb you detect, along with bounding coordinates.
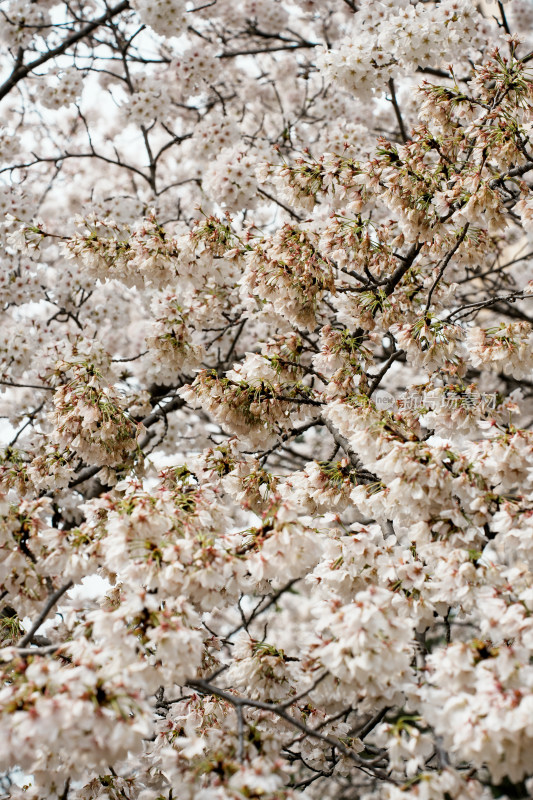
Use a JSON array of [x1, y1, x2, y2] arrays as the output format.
[[3, 1, 533, 798]]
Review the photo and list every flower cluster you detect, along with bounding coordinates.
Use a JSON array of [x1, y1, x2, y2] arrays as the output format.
[[130, 0, 186, 37], [203, 146, 262, 212], [38, 68, 84, 110], [50, 359, 143, 467], [241, 226, 335, 329], [466, 322, 533, 379], [144, 293, 205, 384], [181, 361, 319, 450], [317, 1, 499, 101]]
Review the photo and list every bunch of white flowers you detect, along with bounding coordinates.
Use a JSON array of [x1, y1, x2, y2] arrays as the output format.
[[50, 359, 142, 467], [130, 0, 186, 37], [38, 68, 84, 110]]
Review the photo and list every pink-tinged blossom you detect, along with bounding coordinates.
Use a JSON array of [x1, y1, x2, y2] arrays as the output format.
[[1, 1, 533, 796]]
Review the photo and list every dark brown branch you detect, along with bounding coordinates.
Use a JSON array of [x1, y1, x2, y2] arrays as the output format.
[[258, 187, 303, 221], [425, 223, 470, 313], [0, 380, 55, 391], [187, 678, 394, 781], [225, 579, 301, 639], [387, 78, 408, 143], [383, 242, 423, 296], [367, 350, 404, 396], [18, 580, 74, 647], [0, 1, 131, 102], [497, 1, 511, 35]]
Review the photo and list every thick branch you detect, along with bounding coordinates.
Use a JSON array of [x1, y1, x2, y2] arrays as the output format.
[[383, 242, 423, 296], [0, 1, 130, 102]]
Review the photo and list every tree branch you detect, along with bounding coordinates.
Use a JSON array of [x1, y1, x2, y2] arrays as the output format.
[[187, 678, 394, 781], [18, 580, 73, 647], [0, 1, 131, 102]]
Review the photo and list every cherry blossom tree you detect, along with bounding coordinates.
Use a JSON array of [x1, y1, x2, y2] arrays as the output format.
[[2, 0, 533, 798]]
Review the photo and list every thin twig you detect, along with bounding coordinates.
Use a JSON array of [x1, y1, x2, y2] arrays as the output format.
[[0, 380, 54, 391], [387, 78, 408, 143], [237, 705, 245, 762], [18, 581, 73, 648], [225, 579, 301, 638], [425, 224, 469, 314], [367, 350, 404, 397]]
